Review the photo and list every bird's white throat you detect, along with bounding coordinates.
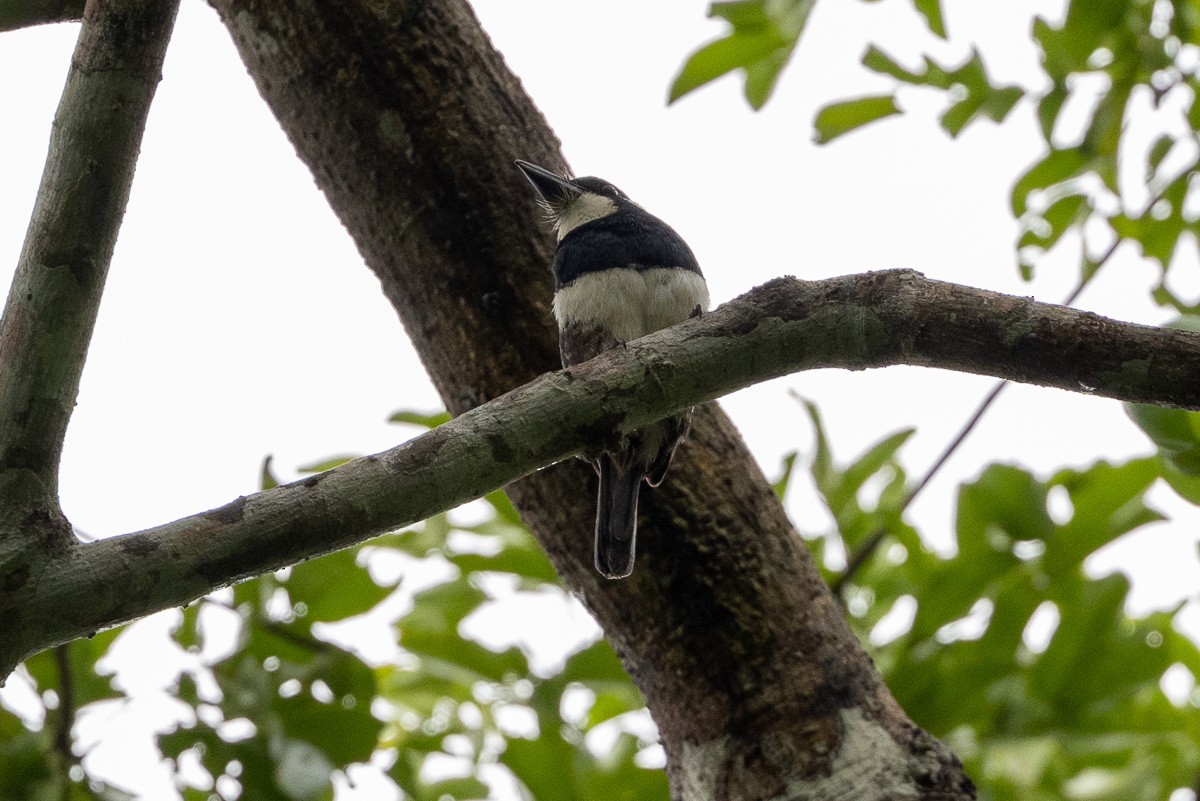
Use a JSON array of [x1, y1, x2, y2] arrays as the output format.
[[555, 193, 618, 241]]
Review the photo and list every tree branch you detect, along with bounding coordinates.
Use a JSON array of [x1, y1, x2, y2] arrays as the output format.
[[137, 2, 1200, 796], [4, 270, 1196, 674], [0, 0, 84, 32], [51, 643, 78, 795], [0, 0, 178, 510], [832, 246, 1116, 596]]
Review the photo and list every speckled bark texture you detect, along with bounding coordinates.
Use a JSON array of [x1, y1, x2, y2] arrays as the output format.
[[0, 0, 85, 32], [5, 272, 1193, 682], [204, 1, 979, 797], [0, 0, 1194, 795]]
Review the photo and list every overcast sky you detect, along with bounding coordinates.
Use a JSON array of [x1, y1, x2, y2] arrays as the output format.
[[1, 0, 1198, 796]]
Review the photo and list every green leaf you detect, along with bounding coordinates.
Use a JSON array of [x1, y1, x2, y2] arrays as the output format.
[[1022, 193, 1089, 250], [860, 46, 1023, 137], [0, 710, 53, 801], [1029, 575, 1129, 713], [384, 669, 473, 718], [670, 0, 814, 109], [577, 732, 670, 801], [904, 465, 1049, 642], [1125, 403, 1200, 475], [802, 399, 916, 573], [771, 451, 798, 499], [710, 0, 771, 27], [1188, 78, 1200, 133], [1167, 314, 1200, 334], [1083, 77, 1133, 169], [670, 31, 783, 103], [163, 723, 294, 801], [801, 398, 833, 487], [861, 46, 924, 83], [1161, 458, 1200, 505], [270, 735, 336, 801], [1059, 0, 1127, 64], [1036, 83, 1067, 143], [911, 0, 946, 38], [560, 639, 630, 684], [838, 429, 914, 508], [1043, 458, 1163, 573], [261, 455, 280, 490], [173, 603, 202, 651], [743, 46, 794, 109], [388, 409, 452, 429], [24, 628, 124, 706], [375, 512, 454, 557], [483, 489, 523, 526], [1146, 135, 1173, 181], [956, 464, 1055, 555], [405, 580, 486, 636], [448, 541, 558, 584], [979, 85, 1024, 124], [586, 691, 641, 728], [805, 405, 911, 515], [285, 546, 391, 622], [1115, 169, 1191, 267], [296, 454, 358, 473], [422, 776, 489, 800], [274, 689, 380, 766], [813, 94, 901, 144], [1011, 148, 1090, 216], [502, 736, 577, 801], [400, 580, 530, 681]]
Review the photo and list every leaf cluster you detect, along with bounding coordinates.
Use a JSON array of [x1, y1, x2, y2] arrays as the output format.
[[0, 413, 665, 801], [680, 0, 1200, 311], [788, 401, 1200, 800], [4, 389, 1200, 800]]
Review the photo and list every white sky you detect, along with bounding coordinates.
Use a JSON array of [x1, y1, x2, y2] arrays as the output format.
[[2, 0, 1199, 797]]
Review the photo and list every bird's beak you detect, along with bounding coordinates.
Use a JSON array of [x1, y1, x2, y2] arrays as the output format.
[[516, 160, 582, 207]]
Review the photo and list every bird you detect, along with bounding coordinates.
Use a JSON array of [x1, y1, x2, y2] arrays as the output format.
[[515, 160, 709, 579]]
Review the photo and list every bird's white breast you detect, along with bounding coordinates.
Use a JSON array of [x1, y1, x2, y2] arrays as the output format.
[[554, 268, 710, 342]]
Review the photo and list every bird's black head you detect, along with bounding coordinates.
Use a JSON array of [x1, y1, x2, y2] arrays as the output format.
[[570, 176, 627, 199], [516, 160, 631, 240]]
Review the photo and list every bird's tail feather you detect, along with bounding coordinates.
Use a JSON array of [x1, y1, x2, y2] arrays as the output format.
[[595, 456, 641, 580]]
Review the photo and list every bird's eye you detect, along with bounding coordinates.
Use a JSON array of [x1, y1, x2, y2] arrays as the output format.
[[606, 185, 622, 197]]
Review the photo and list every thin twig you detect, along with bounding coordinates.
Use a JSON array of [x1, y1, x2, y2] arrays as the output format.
[[201, 596, 328, 653], [832, 381, 1009, 596], [833, 217, 1131, 596], [52, 643, 78, 801]]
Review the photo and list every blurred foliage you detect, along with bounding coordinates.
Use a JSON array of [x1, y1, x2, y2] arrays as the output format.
[[0, 632, 131, 801], [3, 403, 1199, 799], [4, 2, 1200, 799], [680, 0, 1200, 310], [0, 412, 664, 800], [671, 0, 947, 109], [792, 400, 1200, 801], [670, 0, 817, 109]]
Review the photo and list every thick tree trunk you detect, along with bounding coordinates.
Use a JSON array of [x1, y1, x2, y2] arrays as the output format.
[[207, 1, 976, 797]]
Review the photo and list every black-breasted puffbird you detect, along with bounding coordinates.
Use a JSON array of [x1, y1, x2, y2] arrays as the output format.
[[516, 160, 710, 579]]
